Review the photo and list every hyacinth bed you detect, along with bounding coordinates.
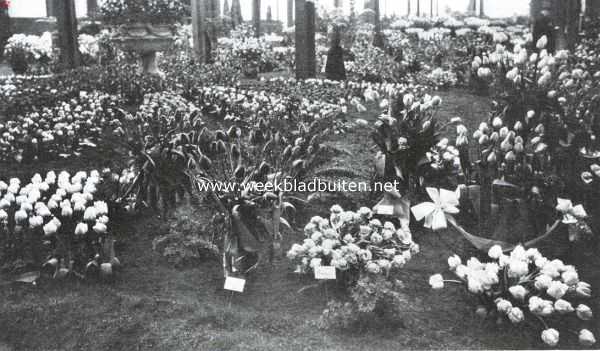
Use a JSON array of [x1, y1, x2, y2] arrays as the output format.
[[0, 2, 599, 350]]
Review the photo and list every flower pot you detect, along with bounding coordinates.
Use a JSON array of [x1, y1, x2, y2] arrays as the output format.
[[112, 23, 176, 75]]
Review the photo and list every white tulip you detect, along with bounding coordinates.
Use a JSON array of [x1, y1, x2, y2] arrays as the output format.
[[74, 222, 88, 236]]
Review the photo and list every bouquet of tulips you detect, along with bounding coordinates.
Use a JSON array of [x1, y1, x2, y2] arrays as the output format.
[[288, 205, 418, 283], [0, 170, 120, 280], [369, 90, 464, 228], [430, 245, 596, 348], [289, 205, 419, 329]]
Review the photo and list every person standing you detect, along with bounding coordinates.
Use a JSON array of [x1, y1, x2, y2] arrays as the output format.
[[325, 30, 346, 81]]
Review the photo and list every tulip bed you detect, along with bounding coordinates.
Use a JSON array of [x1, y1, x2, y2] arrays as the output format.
[[0, 14, 599, 351]]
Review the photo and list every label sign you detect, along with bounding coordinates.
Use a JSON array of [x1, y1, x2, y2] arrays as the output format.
[[377, 205, 394, 216], [224, 277, 246, 292], [314, 266, 337, 280]]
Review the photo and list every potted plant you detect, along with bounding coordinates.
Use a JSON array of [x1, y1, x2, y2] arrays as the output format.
[[100, 0, 187, 75]]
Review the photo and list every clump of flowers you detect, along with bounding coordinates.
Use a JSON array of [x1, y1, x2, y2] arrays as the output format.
[[0, 91, 122, 163], [0, 170, 120, 280], [430, 245, 595, 348], [78, 34, 100, 64], [100, 0, 187, 25], [427, 67, 458, 90]]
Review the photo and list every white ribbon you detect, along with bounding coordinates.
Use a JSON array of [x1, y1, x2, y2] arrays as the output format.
[[411, 188, 460, 231], [555, 198, 587, 224]]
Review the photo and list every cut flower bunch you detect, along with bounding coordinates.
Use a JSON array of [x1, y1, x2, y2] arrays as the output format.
[[288, 205, 418, 280]]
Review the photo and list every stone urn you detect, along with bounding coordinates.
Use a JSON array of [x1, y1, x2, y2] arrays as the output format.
[[113, 23, 176, 75]]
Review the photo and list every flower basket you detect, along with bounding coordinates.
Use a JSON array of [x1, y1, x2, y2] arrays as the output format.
[[453, 184, 570, 257], [409, 183, 591, 260], [112, 23, 175, 75]]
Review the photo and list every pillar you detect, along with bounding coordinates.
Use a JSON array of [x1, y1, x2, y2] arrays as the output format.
[[295, 0, 316, 79], [192, 0, 209, 63], [253, 0, 261, 37], [56, 0, 81, 69]]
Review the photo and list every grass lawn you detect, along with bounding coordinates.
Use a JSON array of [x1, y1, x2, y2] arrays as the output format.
[[0, 88, 598, 351]]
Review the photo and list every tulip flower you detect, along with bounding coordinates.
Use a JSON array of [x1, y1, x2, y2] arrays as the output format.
[[488, 245, 503, 259], [541, 328, 559, 347], [509, 285, 528, 301], [447, 255, 461, 270], [576, 304, 593, 320], [14, 209, 28, 224], [534, 274, 552, 290], [92, 222, 107, 234], [579, 329, 596, 347], [547, 281, 568, 300], [61, 206, 73, 217], [74, 222, 88, 236], [575, 282, 591, 298], [429, 274, 444, 289], [508, 307, 524, 324], [43, 221, 58, 236], [83, 207, 97, 221], [561, 270, 578, 285], [495, 298, 512, 314], [555, 198, 587, 224], [554, 299, 574, 314]]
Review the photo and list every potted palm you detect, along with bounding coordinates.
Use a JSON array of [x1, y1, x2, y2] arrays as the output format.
[[100, 0, 187, 75]]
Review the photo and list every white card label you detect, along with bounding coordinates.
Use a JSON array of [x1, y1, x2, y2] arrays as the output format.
[[224, 277, 246, 292], [377, 205, 394, 216], [314, 266, 337, 280]]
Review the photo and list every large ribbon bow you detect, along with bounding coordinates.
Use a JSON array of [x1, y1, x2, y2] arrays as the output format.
[[411, 188, 460, 231], [555, 198, 587, 224]]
